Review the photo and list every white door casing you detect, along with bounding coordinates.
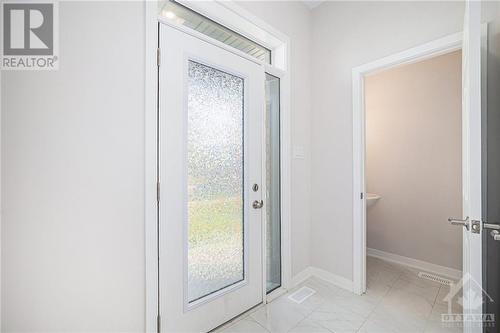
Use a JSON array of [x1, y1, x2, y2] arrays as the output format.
[[145, 5, 292, 331], [158, 23, 265, 332], [351, 32, 463, 295], [461, 1, 483, 332], [352, 8, 486, 328]]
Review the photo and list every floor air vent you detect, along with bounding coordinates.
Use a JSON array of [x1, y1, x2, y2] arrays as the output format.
[[418, 272, 453, 285], [288, 286, 316, 304]]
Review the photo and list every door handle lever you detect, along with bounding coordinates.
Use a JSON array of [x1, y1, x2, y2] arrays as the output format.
[[448, 216, 469, 231], [483, 223, 500, 230], [252, 200, 263, 209], [490, 230, 500, 241]]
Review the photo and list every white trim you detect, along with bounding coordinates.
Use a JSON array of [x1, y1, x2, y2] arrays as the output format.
[[367, 248, 462, 281], [309, 267, 353, 292], [146, 1, 292, 331], [265, 287, 287, 303], [291, 267, 353, 293], [265, 64, 293, 294], [352, 32, 462, 77], [290, 268, 313, 289], [157, 16, 266, 67], [352, 32, 463, 296], [175, 0, 289, 70], [261, 66, 268, 305]]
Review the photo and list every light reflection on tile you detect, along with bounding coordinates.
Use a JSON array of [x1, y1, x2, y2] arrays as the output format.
[[220, 257, 464, 333], [221, 317, 269, 333], [250, 297, 308, 332], [288, 318, 332, 333]]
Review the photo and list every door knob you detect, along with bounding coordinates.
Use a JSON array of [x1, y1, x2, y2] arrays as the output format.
[[490, 230, 500, 241], [448, 216, 470, 231], [252, 200, 263, 209], [483, 222, 500, 230]]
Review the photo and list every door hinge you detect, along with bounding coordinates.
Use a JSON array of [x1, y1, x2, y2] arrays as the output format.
[[156, 182, 160, 203], [156, 314, 161, 333], [157, 48, 161, 67], [360, 192, 364, 199]]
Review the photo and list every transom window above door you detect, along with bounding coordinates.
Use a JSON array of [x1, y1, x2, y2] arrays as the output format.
[[159, 0, 272, 64]]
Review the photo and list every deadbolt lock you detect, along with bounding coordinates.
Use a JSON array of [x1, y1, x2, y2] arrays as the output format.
[[471, 220, 481, 234]]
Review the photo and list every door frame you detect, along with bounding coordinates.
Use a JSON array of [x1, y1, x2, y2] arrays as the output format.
[[351, 32, 463, 295], [144, 2, 292, 332]]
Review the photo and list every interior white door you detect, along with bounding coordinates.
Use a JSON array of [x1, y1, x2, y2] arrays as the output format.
[[158, 23, 264, 332], [461, 1, 483, 332]]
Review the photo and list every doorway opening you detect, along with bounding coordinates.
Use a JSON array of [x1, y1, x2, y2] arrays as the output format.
[[364, 49, 464, 319], [352, 33, 464, 296]]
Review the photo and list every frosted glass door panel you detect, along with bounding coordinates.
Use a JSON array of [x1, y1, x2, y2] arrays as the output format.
[[265, 73, 281, 293], [160, 24, 263, 332], [187, 60, 245, 303]]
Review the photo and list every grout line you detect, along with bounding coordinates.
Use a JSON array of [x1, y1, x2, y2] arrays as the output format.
[[301, 309, 337, 333], [432, 285, 441, 308], [251, 317, 271, 333], [355, 265, 405, 332], [214, 303, 265, 332], [285, 287, 330, 332], [420, 286, 441, 329], [286, 314, 310, 333]]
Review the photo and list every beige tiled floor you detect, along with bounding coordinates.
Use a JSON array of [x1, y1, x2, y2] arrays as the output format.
[[217, 257, 462, 333]]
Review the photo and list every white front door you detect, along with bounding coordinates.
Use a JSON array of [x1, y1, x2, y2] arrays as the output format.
[[461, 1, 483, 332], [158, 24, 265, 332]]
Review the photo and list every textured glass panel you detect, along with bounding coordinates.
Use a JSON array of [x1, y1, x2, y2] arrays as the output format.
[[159, 1, 271, 64], [187, 60, 244, 303], [265, 73, 281, 293]]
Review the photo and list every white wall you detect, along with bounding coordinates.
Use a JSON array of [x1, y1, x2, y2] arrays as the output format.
[[365, 51, 463, 270], [5, 0, 495, 329], [1, 1, 311, 331], [310, 1, 465, 280], [1, 2, 145, 331], [238, 1, 312, 276]]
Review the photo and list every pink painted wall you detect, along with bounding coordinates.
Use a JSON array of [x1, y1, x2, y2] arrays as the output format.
[[366, 50, 463, 270]]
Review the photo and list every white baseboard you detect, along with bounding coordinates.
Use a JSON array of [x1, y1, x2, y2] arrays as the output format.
[[290, 267, 313, 288], [289, 249, 461, 297], [367, 247, 462, 280], [291, 266, 353, 292]]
